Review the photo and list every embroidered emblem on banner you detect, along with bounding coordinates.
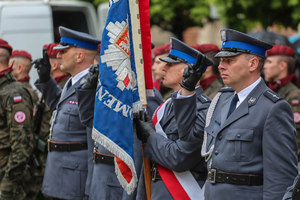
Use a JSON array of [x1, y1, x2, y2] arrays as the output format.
[[14, 111, 26, 123], [101, 20, 137, 92]]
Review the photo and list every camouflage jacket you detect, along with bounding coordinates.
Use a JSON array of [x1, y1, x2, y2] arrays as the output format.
[[274, 82, 300, 142], [204, 77, 224, 99], [0, 72, 34, 198], [22, 80, 50, 167], [55, 74, 69, 89]]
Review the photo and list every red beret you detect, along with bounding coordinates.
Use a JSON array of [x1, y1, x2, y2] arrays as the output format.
[[11, 50, 32, 61], [192, 44, 220, 54], [43, 43, 60, 58], [153, 44, 170, 57], [0, 39, 13, 55], [266, 45, 295, 57]]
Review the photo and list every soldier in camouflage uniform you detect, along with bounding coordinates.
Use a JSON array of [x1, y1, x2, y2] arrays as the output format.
[[10, 50, 39, 103], [0, 39, 34, 200], [192, 44, 224, 99], [264, 44, 300, 156], [9, 50, 51, 200]]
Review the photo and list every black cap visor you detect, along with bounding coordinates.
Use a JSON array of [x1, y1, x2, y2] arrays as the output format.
[[215, 51, 242, 58], [53, 42, 77, 50], [159, 54, 186, 64]]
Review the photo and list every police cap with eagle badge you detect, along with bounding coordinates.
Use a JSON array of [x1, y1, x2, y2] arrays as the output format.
[[215, 29, 273, 58], [159, 37, 213, 68], [54, 26, 100, 51]]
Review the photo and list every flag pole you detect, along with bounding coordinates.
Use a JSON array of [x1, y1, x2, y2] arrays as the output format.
[[128, 0, 152, 199]]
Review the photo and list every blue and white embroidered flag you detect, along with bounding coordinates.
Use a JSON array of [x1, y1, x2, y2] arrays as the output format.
[[92, 0, 142, 194]]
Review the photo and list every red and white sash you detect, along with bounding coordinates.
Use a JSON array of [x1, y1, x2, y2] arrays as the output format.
[[152, 99, 205, 200]]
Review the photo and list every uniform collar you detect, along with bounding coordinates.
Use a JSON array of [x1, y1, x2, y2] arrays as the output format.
[[236, 77, 262, 108], [71, 68, 89, 86]]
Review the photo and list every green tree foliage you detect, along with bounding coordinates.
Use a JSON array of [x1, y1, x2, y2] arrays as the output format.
[[211, 0, 300, 32], [150, 0, 211, 39], [90, 0, 300, 37]]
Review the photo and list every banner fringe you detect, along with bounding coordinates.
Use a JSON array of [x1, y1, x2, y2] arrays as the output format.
[[92, 127, 138, 194]]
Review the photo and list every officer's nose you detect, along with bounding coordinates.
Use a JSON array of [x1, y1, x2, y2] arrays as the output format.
[[218, 63, 225, 72]]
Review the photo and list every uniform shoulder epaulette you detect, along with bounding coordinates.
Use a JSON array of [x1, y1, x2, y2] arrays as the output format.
[[199, 94, 211, 104], [218, 86, 234, 93], [264, 90, 282, 103]]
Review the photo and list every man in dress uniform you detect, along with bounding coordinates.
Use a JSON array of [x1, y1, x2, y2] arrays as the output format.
[[264, 45, 300, 156], [192, 44, 224, 99], [34, 26, 99, 200], [43, 43, 69, 88], [0, 39, 34, 200], [135, 37, 212, 199], [180, 29, 298, 200]]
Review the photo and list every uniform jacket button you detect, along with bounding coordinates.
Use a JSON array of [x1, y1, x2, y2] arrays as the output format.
[[215, 151, 219, 155], [237, 134, 241, 138]]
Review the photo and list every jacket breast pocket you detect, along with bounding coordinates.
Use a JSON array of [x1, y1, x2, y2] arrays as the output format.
[[225, 129, 254, 162], [63, 106, 82, 131], [61, 160, 87, 197]]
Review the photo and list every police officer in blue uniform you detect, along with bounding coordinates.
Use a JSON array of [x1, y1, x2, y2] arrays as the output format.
[[178, 29, 298, 200], [135, 38, 212, 199], [34, 26, 100, 200]]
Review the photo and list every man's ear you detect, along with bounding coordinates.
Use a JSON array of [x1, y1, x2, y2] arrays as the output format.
[[279, 60, 287, 71], [249, 56, 259, 72], [76, 51, 85, 63], [17, 64, 23, 73]]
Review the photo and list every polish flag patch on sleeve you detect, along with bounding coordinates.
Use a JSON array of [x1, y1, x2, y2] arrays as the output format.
[[13, 96, 22, 103]]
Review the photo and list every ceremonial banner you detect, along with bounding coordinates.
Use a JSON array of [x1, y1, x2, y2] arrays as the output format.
[[92, 0, 143, 194]]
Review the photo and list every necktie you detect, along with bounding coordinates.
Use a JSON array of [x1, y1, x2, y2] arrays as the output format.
[[66, 79, 72, 90], [227, 94, 239, 118]]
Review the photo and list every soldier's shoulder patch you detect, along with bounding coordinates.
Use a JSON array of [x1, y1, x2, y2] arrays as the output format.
[[264, 90, 282, 103], [14, 111, 26, 123], [199, 94, 211, 104], [219, 86, 234, 93], [13, 96, 22, 103]]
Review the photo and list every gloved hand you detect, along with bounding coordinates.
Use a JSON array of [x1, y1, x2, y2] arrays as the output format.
[[134, 111, 155, 144], [81, 64, 99, 89], [32, 48, 51, 83], [180, 53, 213, 91]]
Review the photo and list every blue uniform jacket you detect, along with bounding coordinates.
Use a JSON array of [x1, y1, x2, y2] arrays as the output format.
[[143, 87, 210, 199], [202, 80, 298, 200], [35, 77, 92, 200]]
